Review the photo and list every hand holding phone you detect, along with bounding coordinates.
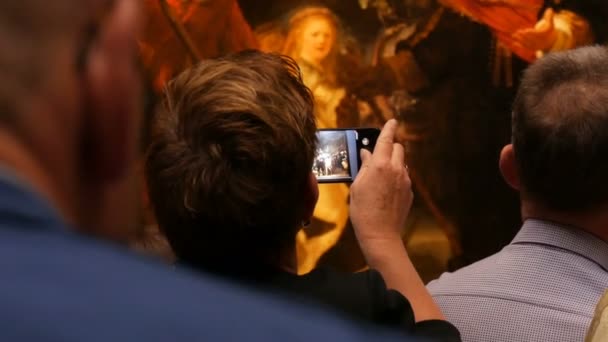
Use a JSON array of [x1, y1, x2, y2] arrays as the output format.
[[350, 120, 441, 323], [350, 119, 413, 243], [313, 128, 381, 183]]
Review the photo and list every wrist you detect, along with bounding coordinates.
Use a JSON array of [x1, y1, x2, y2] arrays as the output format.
[[356, 230, 403, 252], [358, 237, 408, 266]]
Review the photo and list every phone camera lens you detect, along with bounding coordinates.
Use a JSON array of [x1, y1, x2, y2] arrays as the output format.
[[362, 138, 369, 146]]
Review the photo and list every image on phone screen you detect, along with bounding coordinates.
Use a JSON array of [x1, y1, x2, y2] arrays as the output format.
[[313, 130, 358, 182]]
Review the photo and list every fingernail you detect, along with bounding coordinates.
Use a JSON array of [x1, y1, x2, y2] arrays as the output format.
[[385, 119, 397, 127]]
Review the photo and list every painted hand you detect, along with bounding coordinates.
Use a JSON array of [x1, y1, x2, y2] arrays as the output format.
[[512, 8, 559, 52]]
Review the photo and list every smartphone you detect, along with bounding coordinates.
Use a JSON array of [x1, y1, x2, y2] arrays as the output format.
[[313, 128, 380, 183]]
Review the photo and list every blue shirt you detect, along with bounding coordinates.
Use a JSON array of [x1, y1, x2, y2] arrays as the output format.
[[427, 219, 608, 342], [0, 168, 409, 341]]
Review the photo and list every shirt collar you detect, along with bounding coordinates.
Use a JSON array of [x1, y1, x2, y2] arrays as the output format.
[[512, 219, 608, 272], [0, 165, 66, 233]]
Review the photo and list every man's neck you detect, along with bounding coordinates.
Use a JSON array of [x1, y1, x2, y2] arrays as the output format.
[[522, 201, 608, 243], [0, 128, 78, 228]]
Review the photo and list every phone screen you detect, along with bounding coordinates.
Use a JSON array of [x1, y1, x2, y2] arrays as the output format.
[[313, 130, 358, 182]]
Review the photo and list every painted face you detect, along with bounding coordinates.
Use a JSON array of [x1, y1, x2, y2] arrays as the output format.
[[299, 17, 335, 65]]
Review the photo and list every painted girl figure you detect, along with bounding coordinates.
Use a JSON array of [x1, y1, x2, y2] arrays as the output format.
[[281, 7, 346, 129], [256, 7, 358, 274]]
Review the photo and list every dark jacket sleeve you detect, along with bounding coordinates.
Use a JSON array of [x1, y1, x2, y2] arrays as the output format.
[[366, 269, 461, 341]]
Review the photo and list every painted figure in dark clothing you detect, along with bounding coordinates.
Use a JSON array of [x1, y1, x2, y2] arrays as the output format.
[[361, 0, 607, 268]]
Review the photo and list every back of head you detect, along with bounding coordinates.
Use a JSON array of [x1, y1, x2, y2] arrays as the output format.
[[512, 46, 608, 212], [146, 50, 317, 277], [0, 0, 94, 118], [0, 0, 147, 242]]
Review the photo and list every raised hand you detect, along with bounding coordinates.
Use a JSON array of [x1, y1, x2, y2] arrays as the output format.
[[512, 8, 558, 52], [350, 119, 413, 246]]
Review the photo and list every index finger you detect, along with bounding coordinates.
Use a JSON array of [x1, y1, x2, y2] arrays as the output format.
[[373, 119, 398, 160]]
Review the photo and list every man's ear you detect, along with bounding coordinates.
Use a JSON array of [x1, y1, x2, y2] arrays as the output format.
[[499, 144, 522, 191], [83, 0, 142, 183], [301, 172, 320, 222]]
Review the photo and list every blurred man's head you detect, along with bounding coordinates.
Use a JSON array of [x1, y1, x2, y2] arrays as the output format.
[[0, 0, 143, 240], [500, 46, 608, 214], [146, 50, 318, 278]]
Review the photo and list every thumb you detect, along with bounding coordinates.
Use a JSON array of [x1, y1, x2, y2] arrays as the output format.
[[360, 148, 372, 165], [543, 8, 555, 22], [539, 8, 555, 29]]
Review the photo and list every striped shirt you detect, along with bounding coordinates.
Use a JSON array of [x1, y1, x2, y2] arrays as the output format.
[[427, 219, 608, 342]]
